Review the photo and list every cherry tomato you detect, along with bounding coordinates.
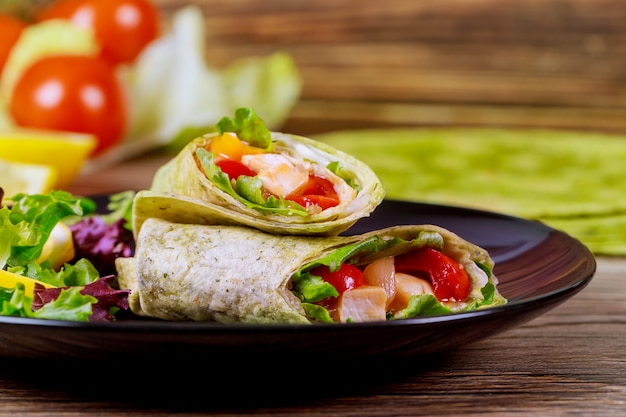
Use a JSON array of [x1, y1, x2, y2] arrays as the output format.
[[216, 159, 256, 180], [395, 248, 471, 301], [9, 55, 127, 156], [38, 0, 159, 66], [311, 263, 365, 295], [0, 14, 27, 74]]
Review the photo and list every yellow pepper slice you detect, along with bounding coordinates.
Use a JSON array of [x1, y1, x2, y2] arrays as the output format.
[[208, 132, 266, 161], [0, 270, 56, 298]]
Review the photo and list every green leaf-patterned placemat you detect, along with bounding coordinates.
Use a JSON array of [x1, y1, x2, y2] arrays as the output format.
[[314, 127, 626, 255]]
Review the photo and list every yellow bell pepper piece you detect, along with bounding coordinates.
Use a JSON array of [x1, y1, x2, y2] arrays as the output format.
[[0, 270, 56, 298], [208, 132, 266, 161]]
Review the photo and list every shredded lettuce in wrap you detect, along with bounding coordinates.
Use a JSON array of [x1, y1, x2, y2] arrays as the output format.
[[195, 147, 310, 216], [291, 232, 499, 323]]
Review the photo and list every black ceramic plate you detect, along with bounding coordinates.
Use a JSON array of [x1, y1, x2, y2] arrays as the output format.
[[0, 199, 596, 363]]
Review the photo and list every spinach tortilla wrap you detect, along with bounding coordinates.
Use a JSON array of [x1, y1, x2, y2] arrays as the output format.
[[115, 218, 506, 324], [132, 108, 384, 236]]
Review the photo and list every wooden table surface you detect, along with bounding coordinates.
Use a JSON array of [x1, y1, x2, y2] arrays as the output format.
[[3, 0, 626, 415]]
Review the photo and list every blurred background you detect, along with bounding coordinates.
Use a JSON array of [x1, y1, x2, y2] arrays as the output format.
[[151, 0, 626, 136], [2, 0, 625, 147]]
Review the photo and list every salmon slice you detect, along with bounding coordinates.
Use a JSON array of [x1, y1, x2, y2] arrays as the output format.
[[337, 285, 387, 322], [387, 272, 434, 311], [241, 153, 309, 197], [363, 256, 396, 307]]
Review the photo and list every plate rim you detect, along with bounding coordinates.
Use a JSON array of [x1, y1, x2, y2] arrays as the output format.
[[0, 199, 596, 333]]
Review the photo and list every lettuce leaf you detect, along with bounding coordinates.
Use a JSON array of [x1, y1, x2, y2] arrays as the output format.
[[1, 190, 83, 270], [216, 107, 273, 150], [0, 189, 131, 322], [195, 147, 309, 216], [33, 276, 130, 322], [390, 282, 500, 320]]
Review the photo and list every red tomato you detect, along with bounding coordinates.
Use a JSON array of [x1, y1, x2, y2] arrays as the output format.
[[301, 175, 339, 200], [9, 55, 127, 156], [215, 159, 256, 180], [311, 263, 365, 295], [395, 248, 471, 301], [0, 14, 27, 74], [38, 0, 159, 66], [289, 195, 339, 210], [287, 175, 340, 209]]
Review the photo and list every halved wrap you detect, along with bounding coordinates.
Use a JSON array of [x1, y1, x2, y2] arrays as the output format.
[[115, 217, 507, 324], [132, 108, 385, 236]]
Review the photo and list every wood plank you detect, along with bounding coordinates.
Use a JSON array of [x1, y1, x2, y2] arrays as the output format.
[[146, 0, 626, 135], [282, 100, 626, 135], [153, 0, 626, 109]]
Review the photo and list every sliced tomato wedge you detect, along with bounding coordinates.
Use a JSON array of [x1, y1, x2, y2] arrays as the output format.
[[287, 175, 340, 209], [395, 248, 471, 301], [215, 159, 255, 180], [301, 175, 338, 200], [289, 195, 339, 210], [311, 263, 364, 295]]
